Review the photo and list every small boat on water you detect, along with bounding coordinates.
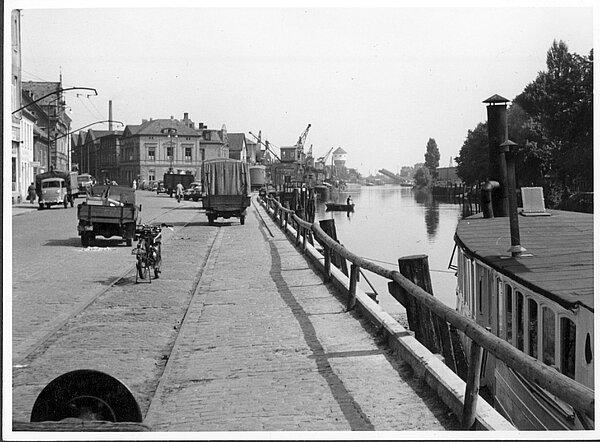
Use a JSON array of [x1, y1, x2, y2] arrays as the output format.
[[454, 208, 594, 430], [325, 202, 355, 211]]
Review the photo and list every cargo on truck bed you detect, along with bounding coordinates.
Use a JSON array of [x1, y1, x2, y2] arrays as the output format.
[[77, 185, 140, 247], [201, 158, 251, 225]]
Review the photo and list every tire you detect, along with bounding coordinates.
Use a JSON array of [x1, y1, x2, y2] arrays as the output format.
[[240, 215, 245, 225], [125, 237, 132, 247], [136, 241, 149, 280], [208, 215, 216, 224], [63, 197, 68, 208], [81, 232, 90, 247], [38, 203, 44, 210]]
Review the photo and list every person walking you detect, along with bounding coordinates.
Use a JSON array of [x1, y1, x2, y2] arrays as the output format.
[[27, 182, 36, 204], [132, 179, 137, 190], [175, 182, 184, 203]]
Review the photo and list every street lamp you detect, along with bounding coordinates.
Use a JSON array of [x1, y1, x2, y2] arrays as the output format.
[[161, 127, 178, 173]]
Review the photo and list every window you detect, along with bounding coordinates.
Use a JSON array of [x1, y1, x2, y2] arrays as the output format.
[[560, 318, 576, 379], [505, 285, 513, 343], [167, 147, 173, 158], [528, 299, 538, 359], [516, 292, 524, 351], [149, 169, 155, 181], [185, 147, 192, 161], [497, 279, 504, 338], [148, 148, 155, 160], [542, 307, 556, 366]]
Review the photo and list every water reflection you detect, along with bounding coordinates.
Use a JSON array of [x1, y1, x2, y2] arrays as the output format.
[[413, 189, 440, 240], [315, 184, 462, 314]]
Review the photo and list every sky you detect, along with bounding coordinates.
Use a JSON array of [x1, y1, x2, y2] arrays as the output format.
[[7, 0, 595, 176]]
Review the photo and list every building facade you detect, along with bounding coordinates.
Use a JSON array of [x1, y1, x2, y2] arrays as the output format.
[[119, 114, 228, 187]]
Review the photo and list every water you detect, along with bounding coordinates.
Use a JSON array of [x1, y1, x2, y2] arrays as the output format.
[[315, 184, 462, 317]]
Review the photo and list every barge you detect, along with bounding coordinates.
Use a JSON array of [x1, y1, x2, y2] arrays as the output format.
[[454, 209, 594, 430]]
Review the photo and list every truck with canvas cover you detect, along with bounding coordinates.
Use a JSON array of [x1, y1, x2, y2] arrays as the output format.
[[201, 158, 251, 225], [35, 170, 79, 210], [163, 172, 195, 197], [76, 185, 140, 247]]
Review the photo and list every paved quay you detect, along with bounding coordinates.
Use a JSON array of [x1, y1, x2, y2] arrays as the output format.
[[11, 197, 459, 433], [144, 199, 459, 432]]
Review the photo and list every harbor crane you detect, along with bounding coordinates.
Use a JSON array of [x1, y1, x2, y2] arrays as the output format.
[[248, 131, 282, 162], [316, 146, 334, 165], [295, 124, 311, 153]]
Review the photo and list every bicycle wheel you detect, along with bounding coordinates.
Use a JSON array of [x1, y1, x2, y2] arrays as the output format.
[[153, 243, 162, 279], [136, 240, 150, 280]]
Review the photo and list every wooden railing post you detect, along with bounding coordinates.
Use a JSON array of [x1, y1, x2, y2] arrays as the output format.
[[347, 264, 359, 311], [462, 341, 484, 429], [324, 245, 331, 281], [302, 227, 307, 251]]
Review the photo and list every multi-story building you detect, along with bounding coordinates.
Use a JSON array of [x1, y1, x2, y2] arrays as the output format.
[[119, 113, 228, 187], [73, 129, 122, 183], [22, 80, 72, 172]]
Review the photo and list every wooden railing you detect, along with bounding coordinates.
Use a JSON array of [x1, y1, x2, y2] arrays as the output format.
[[260, 195, 594, 429]]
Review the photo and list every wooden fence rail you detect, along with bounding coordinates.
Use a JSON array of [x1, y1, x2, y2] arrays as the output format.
[[260, 195, 594, 428]]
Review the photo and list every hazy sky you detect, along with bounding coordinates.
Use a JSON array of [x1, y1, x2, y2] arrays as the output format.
[[9, 1, 594, 175]]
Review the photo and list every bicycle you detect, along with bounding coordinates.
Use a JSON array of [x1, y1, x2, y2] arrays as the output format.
[[132, 223, 171, 283]]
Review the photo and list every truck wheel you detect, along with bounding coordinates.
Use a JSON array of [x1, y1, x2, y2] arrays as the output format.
[[63, 197, 68, 208], [240, 215, 246, 225], [46, 203, 51, 209], [81, 233, 90, 247], [38, 203, 44, 210], [126, 237, 132, 247], [208, 215, 216, 224]]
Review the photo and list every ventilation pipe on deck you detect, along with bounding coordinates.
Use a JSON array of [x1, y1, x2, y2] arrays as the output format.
[[501, 139, 526, 257]]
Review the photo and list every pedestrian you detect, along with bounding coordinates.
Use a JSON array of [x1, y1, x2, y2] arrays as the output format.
[[175, 182, 184, 203], [132, 179, 137, 190], [27, 182, 36, 204], [346, 195, 352, 206]]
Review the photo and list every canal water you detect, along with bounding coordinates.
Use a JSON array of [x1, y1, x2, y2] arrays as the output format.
[[315, 184, 462, 318]]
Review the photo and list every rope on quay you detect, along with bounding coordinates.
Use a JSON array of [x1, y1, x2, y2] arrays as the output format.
[[360, 256, 456, 274]]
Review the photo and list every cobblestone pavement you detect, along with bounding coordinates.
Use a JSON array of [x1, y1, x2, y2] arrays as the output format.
[[11, 197, 459, 432], [144, 199, 459, 431]]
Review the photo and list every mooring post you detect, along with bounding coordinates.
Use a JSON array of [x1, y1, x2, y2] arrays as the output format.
[[462, 340, 484, 429], [397, 255, 439, 353], [346, 264, 359, 311]]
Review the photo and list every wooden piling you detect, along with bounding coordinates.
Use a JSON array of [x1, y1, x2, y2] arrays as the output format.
[[319, 219, 348, 276], [462, 341, 484, 429]]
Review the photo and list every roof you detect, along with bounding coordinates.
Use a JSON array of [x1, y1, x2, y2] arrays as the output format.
[[333, 147, 347, 155], [227, 133, 246, 152], [22, 81, 61, 106], [136, 119, 200, 136], [455, 210, 593, 311]]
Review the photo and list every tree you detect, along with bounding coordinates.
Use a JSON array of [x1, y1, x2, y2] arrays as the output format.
[[512, 40, 593, 190], [424, 138, 440, 179], [413, 166, 432, 189], [455, 123, 489, 186]]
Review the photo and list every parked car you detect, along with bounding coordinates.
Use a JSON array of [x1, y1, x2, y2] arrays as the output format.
[[147, 181, 158, 191], [183, 181, 203, 201], [156, 181, 167, 194]]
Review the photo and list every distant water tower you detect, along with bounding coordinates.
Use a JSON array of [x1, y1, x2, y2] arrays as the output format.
[[332, 147, 347, 167]]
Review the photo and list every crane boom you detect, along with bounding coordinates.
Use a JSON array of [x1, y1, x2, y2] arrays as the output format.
[[248, 131, 282, 162]]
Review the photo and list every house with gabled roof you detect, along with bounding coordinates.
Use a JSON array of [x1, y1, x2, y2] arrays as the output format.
[[118, 113, 228, 186], [227, 133, 247, 162]]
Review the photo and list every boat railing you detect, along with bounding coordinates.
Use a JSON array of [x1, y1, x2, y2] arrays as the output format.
[[261, 195, 594, 429]]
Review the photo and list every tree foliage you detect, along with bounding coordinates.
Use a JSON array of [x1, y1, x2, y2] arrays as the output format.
[[456, 40, 593, 196], [414, 166, 433, 189], [454, 123, 488, 186], [424, 138, 440, 179]]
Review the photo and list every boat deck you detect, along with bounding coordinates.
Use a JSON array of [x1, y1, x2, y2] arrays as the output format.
[[455, 210, 593, 311]]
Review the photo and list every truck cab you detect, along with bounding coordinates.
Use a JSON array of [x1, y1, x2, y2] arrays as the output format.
[[36, 170, 79, 209], [40, 177, 69, 209]]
